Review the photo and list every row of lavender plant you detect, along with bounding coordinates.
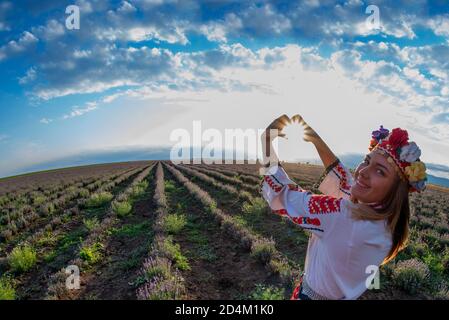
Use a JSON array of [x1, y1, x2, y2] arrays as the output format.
[[199, 164, 261, 184], [0, 165, 149, 260], [45, 163, 155, 299], [184, 165, 259, 193], [209, 164, 261, 179], [136, 162, 186, 300], [174, 164, 254, 204], [0, 167, 126, 212], [0, 166, 141, 244], [165, 163, 298, 288], [0, 176, 95, 221], [0, 176, 96, 210], [0, 163, 146, 207], [0, 177, 109, 243], [178, 166, 308, 234]]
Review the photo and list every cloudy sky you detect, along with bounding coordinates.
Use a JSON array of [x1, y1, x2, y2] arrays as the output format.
[[1, 0, 449, 178]]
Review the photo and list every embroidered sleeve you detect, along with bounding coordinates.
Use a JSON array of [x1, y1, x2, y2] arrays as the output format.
[[315, 159, 354, 199], [260, 165, 343, 238]]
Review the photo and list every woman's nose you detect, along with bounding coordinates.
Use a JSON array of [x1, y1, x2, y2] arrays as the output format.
[[359, 166, 369, 179]]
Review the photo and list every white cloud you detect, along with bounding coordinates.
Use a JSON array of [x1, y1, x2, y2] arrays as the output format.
[[427, 168, 449, 180], [382, 17, 416, 39], [36, 79, 139, 100], [18, 67, 37, 84], [440, 86, 449, 96], [118, 1, 137, 13], [128, 25, 189, 44], [0, 31, 38, 61], [51, 44, 446, 167], [200, 23, 227, 43], [96, 24, 189, 44], [32, 19, 65, 41], [40, 118, 53, 124], [75, 0, 93, 14], [427, 14, 449, 37], [73, 49, 91, 58], [303, 0, 320, 8], [240, 4, 291, 35], [62, 102, 98, 120], [403, 67, 435, 91]]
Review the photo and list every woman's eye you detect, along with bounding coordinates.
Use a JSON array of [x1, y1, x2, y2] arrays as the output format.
[[377, 169, 385, 176]]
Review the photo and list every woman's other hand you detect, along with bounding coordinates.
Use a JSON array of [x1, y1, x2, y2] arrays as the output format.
[[291, 114, 322, 145], [264, 114, 291, 140], [261, 114, 291, 168], [291, 114, 338, 168]]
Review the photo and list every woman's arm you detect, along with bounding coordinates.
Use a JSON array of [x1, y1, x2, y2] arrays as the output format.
[[291, 114, 337, 169], [311, 140, 338, 170], [291, 114, 353, 198], [260, 161, 343, 238], [261, 114, 291, 168]]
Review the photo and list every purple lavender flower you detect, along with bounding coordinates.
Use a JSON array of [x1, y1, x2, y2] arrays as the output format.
[[371, 125, 389, 141]]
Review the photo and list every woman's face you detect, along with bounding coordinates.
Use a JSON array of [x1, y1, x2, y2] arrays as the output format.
[[351, 151, 399, 204]]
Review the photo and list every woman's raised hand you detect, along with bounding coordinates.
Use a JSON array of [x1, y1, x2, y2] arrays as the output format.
[[291, 114, 322, 145], [264, 114, 291, 140], [292, 114, 338, 168], [261, 114, 291, 167]]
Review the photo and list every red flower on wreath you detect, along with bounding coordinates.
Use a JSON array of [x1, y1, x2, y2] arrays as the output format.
[[388, 128, 409, 149]]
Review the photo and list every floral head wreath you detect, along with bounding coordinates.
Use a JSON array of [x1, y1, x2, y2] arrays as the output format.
[[369, 126, 427, 193]]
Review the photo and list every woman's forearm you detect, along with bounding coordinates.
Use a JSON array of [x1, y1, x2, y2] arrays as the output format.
[[261, 131, 279, 166], [313, 139, 338, 169]]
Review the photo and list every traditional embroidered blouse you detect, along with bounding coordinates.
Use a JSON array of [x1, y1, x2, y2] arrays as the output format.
[[260, 161, 393, 300]]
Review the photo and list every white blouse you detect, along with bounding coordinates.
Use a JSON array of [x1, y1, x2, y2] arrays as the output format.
[[260, 161, 392, 300]]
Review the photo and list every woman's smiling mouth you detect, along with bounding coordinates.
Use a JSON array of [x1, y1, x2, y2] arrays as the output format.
[[356, 179, 370, 189]]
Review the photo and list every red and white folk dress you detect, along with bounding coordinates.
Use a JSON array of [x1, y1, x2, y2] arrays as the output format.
[[260, 161, 392, 300]]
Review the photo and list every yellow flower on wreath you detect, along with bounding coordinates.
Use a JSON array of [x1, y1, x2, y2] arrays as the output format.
[[405, 161, 426, 182]]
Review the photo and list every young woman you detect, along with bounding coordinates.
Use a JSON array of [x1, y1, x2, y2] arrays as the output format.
[[260, 114, 427, 300]]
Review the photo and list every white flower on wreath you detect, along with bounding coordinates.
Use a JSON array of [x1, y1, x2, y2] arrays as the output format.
[[399, 142, 421, 163]]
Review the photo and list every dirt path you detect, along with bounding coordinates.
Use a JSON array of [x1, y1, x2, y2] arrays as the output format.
[[77, 175, 156, 300]]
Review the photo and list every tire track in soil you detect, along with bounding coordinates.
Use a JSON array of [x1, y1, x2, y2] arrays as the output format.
[[165, 168, 282, 300], [15, 170, 143, 300], [180, 166, 309, 268], [77, 175, 157, 300]]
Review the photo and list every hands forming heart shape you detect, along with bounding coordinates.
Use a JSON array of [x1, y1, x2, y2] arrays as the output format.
[[265, 114, 321, 144]]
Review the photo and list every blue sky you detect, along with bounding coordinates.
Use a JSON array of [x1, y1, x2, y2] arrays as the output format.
[[1, 0, 449, 178]]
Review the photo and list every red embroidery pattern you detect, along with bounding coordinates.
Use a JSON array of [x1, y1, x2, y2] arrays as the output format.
[[273, 209, 321, 226], [273, 209, 288, 216], [308, 195, 342, 214], [335, 164, 351, 191], [287, 184, 303, 191], [291, 216, 321, 226], [264, 176, 282, 192], [290, 275, 304, 300]]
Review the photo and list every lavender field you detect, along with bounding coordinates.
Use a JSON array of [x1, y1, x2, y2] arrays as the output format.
[[0, 161, 448, 300]]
